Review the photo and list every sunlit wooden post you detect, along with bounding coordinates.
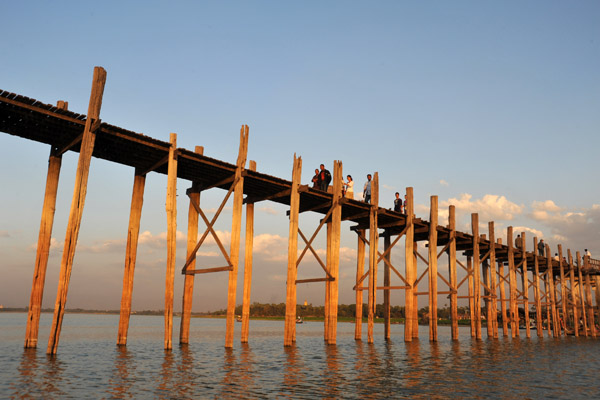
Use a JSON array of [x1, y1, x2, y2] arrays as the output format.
[[467, 255, 475, 337], [546, 244, 558, 338], [472, 214, 481, 340], [584, 256, 596, 338], [567, 249, 578, 336], [225, 126, 249, 348], [117, 169, 147, 346], [367, 173, 379, 344], [383, 233, 391, 340], [576, 251, 588, 337], [326, 160, 342, 345], [412, 240, 419, 339], [428, 196, 438, 341], [24, 101, 67, 348], [404, 187, 415, 342], [284, 155, 301, 347], [355, 230, 366, 340], [507, 227, 518, 338], [558, 244, 567, 336], [47, 67, 106, 355], [241, 160, 257, 343], [164, 133, 178, 350], [533, 238, 544, 336], [448, 206, 458, 340], [521, 232, 530, 338], [488, 222, 498, 338], [497, 238, 508, 337]]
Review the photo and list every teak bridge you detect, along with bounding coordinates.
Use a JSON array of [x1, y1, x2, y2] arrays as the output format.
[[2, 67, 598, 355]]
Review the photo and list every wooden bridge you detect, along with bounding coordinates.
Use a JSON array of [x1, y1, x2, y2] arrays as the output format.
[[1, 67, 598, 354]]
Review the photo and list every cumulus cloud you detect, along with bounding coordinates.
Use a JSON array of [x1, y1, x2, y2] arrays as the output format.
[[441, 193, 524, 222], [512, 226, 544, 240], [253, 233, 288, 262]]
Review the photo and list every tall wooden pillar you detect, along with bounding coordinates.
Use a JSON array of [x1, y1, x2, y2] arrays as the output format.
[[412, 240, 419, 339], [404, 187, 415, 342], [576, 251, 588, 337], [497, 238, 508, 337], [472, 214, 481, 340], [367, 173, 379, 344], [164, 133, 178, 350], [179, 147, 203, 345], [25, 142, 64, 348], [355, 230, 366, 340], [546, 244, 559, 338], [225, 125, 249, 348], [240, 160, 257, 344], [543, 271, 552, 337], [47, 66, 106, 355], [326, 161, 342, 345], [448, 206, 458, 340], [507, 227, 518, 338], [483, 258, 492, 338], [533, 238, 544, 337], [325, 221, 332, 342], [428, 196, 438, 341], [117, 170, 147, 346], [567, 249, 578, 336], [558, 244, 567, 336], [467, 255, 475, 337], [284, 155, 302, 347], [521, 232, 530, 338], [383, 234, 391, 340], [584, 257, 596, 338], [488, 222, 498, 339]]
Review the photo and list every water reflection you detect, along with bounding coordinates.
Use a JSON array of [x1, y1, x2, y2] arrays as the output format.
[[106, 346, 134, 399], [323, 345, 341, 399]]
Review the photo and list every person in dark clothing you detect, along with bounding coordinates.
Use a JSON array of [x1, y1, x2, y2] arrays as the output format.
[[319, 164, 331, 192], [538, 239, 545, 256], [312, 169, 320, 189], [515, 234, 523, 250], [394, 192, 402, 213]]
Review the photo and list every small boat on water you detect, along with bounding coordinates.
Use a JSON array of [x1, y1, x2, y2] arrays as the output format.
[[296, 316, 303, 324], [236, 315, 242, 322]]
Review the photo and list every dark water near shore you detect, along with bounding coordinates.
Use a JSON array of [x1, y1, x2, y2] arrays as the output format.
[[1, 313, 599, 399]]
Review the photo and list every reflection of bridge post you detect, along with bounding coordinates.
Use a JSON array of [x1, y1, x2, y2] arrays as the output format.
[[47, 66, 107, 355], [25, 102, 66, 348]]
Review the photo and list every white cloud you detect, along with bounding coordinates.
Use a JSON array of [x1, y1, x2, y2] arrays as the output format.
[[441, 193, 524, 222], [512, 226, 544, 240], [259, 206, 278, 215], [253, 233, 288, 262], [382, 184, 394, 190], [439, 179, 449, 187]]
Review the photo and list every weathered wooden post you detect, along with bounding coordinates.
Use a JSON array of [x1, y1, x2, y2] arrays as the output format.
[[472, 214, 481, 340], [383, 233, 391, 340], [521, 232, 530, 338], [404, 187, 415, 342], [567, 249, 578, 336], [533, 238, 544, 336], [428, 196, 438, 341], [497, 238, 508, 337], [241, 160, 257, 343], [326, 161, 342, 345], [225, 125, 249, 348], [467, 255, 475, 337], [284, 155, 301, 347], [448, 206, 458, 340], [355, 230, 366, 340], [584, 256, 596, 338], [558, 244, 567, 336], [546, 244, 559, 338], [47, 66, 106, 355], [488, 222, 498, 338], [24, 101, 68, 348], [576, 251, 588, 336], [367, 173, 379, 344], [507, 227, 518, 337], [117, 169, 147, 346], [164, 133, 178, 350]]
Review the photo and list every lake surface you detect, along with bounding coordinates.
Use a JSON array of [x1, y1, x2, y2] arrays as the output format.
[[1, 313, 599, 399]]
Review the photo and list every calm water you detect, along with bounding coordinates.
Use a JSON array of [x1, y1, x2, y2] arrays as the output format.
[[1, 313, 599, 399]]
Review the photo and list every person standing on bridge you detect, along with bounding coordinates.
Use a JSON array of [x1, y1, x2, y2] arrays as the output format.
[[538, 239, 545, 256], [319, 164, 331, 192], [312, 169, 320, 189], [394, 192, 402, 213], [363, 174, 372, 203], [515, 234, 523, 250], [344, 175, 354, 199]]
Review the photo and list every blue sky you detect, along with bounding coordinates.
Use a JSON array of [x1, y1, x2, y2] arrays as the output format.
[[1, 1, 599, 312]]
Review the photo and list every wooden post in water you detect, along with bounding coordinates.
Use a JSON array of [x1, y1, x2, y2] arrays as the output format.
[[241, 160, 257, 344], [47, 67, 106, 355], [533, 238, 544, 337], [412, 240, 419, 339], [355, 230, 366, 340], [507, 227, 518, 338], [567, 249, 578, 337], [472, 214, 481, 340], [467, 255, 475, 337], [404, 187, 415, 342], [326, 161, 342, 345], [521, 232, 530, 338], [325, 221, 331, 342], [576, 251, 588, 337], [483, 258, 492, 338], [367, 173, 379, 344], [117, 169, 147, 346], [284, 155, 301, 347], [558, 244, 567, 336], [584, 256, 596, 338], [546, 244, 559, 338], [543, 270, 552, 337], [25, 101, 67, 348], [497, 238, 508, 337], [488, 222, 498, 338], [225, 125, 249, 348], [448, 206, 458, 340], [428, 196, 438, 341], [384, 233, 391, 340], [164, 133, 178, 350], [179, 146, 203, 345]]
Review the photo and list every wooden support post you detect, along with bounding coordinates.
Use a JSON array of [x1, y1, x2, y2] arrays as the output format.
[[467, 255, 475, 337], [25, 144, 64, 348], [225, 125, 249, 348], [546, 244, 559, 338], [355, 230, 366, 340], [241, 160, 257, 343], [428, 196, 438, 341], [179, 147, 203, 345], [521, 232, 530, 338], [326, 161, 342, 345], [47, 66, 106, 355], [117, 170, 146, 346], [543, 270, 552, 337], [488, 222, 498, 339], [472, 214, 481, 340], [164, 133, 178, 350], [383, 233, 391, 340], [448, 206, 458, 340], [558, 244, 567, 336], [576, 251, 588, 337], [412, 240, 419, 339], [533, 238, 544, 337], [483, 259, 492, 338], [584, 257, 596, 338], [567, 249, 578, 337], [507, 227, 519, 338], [367, 173, 379, 344], [404, 187, 415, 342], [284, 155, 302, 347], [497, 238, 508, 337]]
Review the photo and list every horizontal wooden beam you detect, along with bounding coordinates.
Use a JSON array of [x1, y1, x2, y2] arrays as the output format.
[[295, 277, 334, 284], [184, 266, 233, 275]]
